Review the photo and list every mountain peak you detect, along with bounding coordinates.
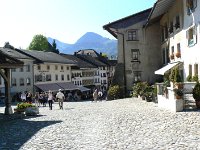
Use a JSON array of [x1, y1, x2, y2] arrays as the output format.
[[48, 32, 117, 57], [76, 32, 106, 44]]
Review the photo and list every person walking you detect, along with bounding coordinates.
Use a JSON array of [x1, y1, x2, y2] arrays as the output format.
[[56, 89, 65, 109], [48, 90, 54, 110], [93, 89, 98, 102]]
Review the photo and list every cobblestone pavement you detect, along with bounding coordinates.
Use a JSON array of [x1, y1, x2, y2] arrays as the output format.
[[1, 98, 200, 150]]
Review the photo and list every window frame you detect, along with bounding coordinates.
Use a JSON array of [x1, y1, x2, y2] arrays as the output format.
[[127, 30, 138, 41]]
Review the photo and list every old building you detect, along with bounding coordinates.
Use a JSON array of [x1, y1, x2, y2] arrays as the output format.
[[104, 8, 162, 93]]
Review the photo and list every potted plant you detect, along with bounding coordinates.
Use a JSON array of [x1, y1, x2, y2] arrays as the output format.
[[14, 102, 38, 114], [186, 74, 192, 82], [192, 82, 200, 108], [174, 88, 183, 99], [175, 52, 181, 58], [192, 74, 199, 82]]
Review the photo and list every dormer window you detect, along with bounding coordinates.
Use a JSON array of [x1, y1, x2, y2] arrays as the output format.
[[128, 30, 138, 41]]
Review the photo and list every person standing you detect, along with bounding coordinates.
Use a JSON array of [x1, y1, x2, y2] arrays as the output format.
[[93, 89, 98, 102], [56, 89, 65, 109], [48, 90, 53, 110]]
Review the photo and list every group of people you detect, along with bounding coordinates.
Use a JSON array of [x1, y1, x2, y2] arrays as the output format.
[[93, 89, 107, 102], [17, 89, 65, 110]]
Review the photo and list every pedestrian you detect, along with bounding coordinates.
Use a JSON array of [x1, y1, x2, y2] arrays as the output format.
[[20, 91, 26, 102], [56, 89, 65, 109], [93, 89, 98, 102], [98, 90, 103, 101], [26, 91, 32, 103], [48, 90, 54, 110], [34, 92, 40, 107]]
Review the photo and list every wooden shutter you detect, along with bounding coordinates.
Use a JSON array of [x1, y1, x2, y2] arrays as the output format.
[[194, 64, 198, 75], [189, 64, 192, 76], [193, 26, 197, 44]]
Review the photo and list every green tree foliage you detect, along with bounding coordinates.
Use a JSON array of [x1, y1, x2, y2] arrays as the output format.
[[28, 34, 48, 51], [51, 39, 59, 54]]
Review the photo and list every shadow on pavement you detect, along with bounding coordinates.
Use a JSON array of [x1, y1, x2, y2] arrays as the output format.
[[0, 114, 62, 150]]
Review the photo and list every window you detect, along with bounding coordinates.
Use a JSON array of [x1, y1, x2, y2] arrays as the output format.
[[12, 68, 16, 72], [26, 78, 31, 85], [66, 66, 69, 70], [35, 75, 42, 82], [47, 65, 50, 70], [26, 65, 30, 72], [164, 23, 168, 39], [175, 15, 180, 29], [186, 26, 197, 46], [189, 64, 192, 76], [55, 74, 58, 81], [46, 74, 51, 81], [19, 78, 24, 86], [37, 65, 41, 70], [128, 30, 138, 41], [55, 65, 58, 70], [12, 78, 17, 86], [61, 66, 63, 70], [19, 67, 24, 72], [131, 49, 140, 62], [171, 46, 174, 54], [133, 71, 141, 83], [176, 43, 181, 58], [187, 0, 197, 15], [67, 74, 70, 81], [161, 28, 165, 42], [194, 64, 198, 75], [169, 21, 173, 34], [162, 48, 166, 64], [61, 75, 64, 81]]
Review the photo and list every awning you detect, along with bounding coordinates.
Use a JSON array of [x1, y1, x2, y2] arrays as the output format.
[[57, 82, 79, 91], [35, 83, 63, 92], [155, 62, 180, 75], [79, 86, 91, 92]]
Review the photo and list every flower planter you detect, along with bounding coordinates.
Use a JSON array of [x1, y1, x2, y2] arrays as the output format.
[[175, 52, 181, 58], [14, 108, 25, 114]]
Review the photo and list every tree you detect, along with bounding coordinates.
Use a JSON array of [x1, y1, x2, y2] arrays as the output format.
[[28, 34, 48, 51], [51, 39, 59, 54]]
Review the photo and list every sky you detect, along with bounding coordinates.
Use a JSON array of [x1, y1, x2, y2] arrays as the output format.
[[0, 0, 156, 49]]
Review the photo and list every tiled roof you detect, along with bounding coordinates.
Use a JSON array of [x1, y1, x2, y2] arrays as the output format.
[[76, 49, 100, 57], [0, 47, 32, 60], [76, 55, 107, 67], [0, 49, 24, 68], [108, 60, 117, 66], [103, 8, 152, 38], [60, 54, 97, 69], [17, 49, 76, 65]]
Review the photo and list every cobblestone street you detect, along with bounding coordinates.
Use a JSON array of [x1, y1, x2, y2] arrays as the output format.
[[1, 98, 200, 150]]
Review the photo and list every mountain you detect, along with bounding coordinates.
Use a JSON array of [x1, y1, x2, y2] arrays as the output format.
[[48, 32, 117, 57]]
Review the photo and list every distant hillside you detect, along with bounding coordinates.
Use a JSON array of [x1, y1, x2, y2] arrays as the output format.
[[48, 32, 117, 57]]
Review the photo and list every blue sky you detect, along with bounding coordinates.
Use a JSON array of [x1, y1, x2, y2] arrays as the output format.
[[0, 0, 156, 48]]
